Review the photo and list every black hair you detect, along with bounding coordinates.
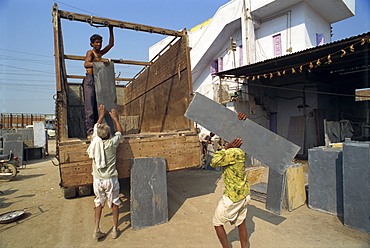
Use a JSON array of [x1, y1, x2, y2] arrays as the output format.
[[90, 34, 103, 43]]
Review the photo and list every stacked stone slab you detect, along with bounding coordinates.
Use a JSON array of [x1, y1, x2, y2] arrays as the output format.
[[308, 141, 370, 234]]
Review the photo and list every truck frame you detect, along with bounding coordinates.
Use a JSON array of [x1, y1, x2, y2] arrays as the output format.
[[52, 4, 201, 198]]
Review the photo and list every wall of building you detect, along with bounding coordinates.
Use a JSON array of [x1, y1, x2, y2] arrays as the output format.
[[149, 0, 356, 154]]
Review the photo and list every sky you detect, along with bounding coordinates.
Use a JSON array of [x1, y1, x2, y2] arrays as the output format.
[[0, 0, 369, 115]]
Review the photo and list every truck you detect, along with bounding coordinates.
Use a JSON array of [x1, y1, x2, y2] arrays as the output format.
[[52, 4, 201, 198]]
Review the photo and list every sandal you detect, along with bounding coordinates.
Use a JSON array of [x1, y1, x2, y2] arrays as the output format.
[[112, 228, 120, 239], [93, 231, 106, 240]]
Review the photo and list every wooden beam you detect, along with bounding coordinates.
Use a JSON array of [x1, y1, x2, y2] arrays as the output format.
[[64, 54, 151, 66], [67, 75, 133, 81], [58, 10, 185, 37], [52, 3, 68, 142]]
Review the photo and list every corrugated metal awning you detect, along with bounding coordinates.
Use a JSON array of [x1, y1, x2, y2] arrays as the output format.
[[216, 32, 370, 80]]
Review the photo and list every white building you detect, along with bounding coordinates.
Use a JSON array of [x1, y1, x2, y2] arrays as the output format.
[[150, 0, 356, 156], [151, 0, 354, 102]]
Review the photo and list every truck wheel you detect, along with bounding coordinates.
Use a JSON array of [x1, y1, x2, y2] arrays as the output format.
[[62, 187, 77, 199], [78, 185, 92, 196]]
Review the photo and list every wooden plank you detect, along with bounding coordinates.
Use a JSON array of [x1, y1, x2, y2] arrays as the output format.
[[58, 9, 185, 37], [67, 74, 132, 81], [136, 71, 190, 132], [60, 165, 93, 187], [59, 133, 201, 187], [52, 4, 69, 141], [59, 143, 89, 163], [124, 39, 188, 102], [64, 55, 151, 66], [60, 160, 91, 169]]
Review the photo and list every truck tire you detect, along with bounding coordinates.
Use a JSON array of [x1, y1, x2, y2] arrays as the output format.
[[62, 187, 77, 199], [78, 185, 92, 196]]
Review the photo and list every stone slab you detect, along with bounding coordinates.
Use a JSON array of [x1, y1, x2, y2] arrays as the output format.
[[3, 133, 23, 142], [285, 163, 306, 211], [343, 141, 370, 234], [250, 182, 267, 202], [130, 157, 168, 230], [246, 166, 265, 186], [3, 133, 24, 166], [15, 129, 34, 141], [33, 121, 46, 148], [266, 168, 286, 214], [93, 62, 117, 134], [308, 147, 343, 216], [184, 93, 300, 174]]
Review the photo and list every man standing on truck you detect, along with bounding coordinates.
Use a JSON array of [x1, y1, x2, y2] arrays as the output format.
[[83, 26, 114, 138], [87, 104, 123, 240]]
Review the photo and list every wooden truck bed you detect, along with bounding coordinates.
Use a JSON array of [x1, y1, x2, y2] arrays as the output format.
[[52, 4, 201, 197]]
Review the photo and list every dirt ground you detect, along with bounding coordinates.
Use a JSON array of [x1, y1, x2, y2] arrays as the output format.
[[0, 140, 369, 248]]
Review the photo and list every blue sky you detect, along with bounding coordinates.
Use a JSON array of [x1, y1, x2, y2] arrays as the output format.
[[0, 0, 369, 114]]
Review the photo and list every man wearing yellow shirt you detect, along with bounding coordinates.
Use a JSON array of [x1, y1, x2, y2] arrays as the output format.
[[210, 113, 250, 248]]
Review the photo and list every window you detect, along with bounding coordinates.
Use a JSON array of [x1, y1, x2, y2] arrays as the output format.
[[210, 57, 223, 77], [316, 33, 325, 46], [273, 34, 282, 57]]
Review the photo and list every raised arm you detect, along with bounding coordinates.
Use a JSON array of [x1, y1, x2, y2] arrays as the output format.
[[109, 109, 123, 134], [101, 26, 114, 55], [97, 105, 106, 124]]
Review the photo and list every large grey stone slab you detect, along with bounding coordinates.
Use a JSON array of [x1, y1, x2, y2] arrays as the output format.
[[33, 121, 46, 148], [3, 133, 23, 142], [93, 62, 117, 134], [343, 141, 370, 233], [3, 133, 24, 166], [308, 147, 343, 216], [15, 129, 34, 141], [184, 93, 300, 174], [266, 168, 286, 214], [130, 157, 168, 230]]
